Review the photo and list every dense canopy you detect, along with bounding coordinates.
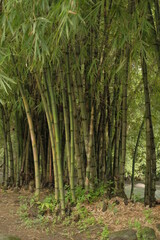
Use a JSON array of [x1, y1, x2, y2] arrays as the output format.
[[0, 0, 160, 213]]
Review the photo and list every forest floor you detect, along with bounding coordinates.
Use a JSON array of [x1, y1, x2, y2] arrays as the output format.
[[1, 188, 160, 240], [0, 189, 103, 240]]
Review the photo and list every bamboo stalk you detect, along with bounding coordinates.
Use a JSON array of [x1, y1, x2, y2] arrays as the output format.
[[66, 51, 76, 201], [19, 83, 40, 197], [36, 75, 59, 201], [46, 71, 65, 214]]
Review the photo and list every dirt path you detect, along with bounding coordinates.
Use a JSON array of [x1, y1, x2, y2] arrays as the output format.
[[0, 190, 72, 240], [0, 190, 101, 240], [2, 187, 160, 240]]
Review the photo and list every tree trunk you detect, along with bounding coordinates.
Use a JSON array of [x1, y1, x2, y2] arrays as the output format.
[[130, 118, 144, 199], [25, 130, 30, 185], [85, 106, 94, 191], [118, 48, 130, 196], [141, 56, 156, 207], [1, 105, 8, 186], [6, 108, 14, 185]]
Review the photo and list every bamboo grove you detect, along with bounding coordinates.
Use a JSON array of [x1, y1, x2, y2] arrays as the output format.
[[0, 0, 160, 213]]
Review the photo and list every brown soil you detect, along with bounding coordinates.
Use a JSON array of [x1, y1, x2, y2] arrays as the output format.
[[85, 197, 160, 239], [1, 189, 160, 240], [0, 189, 102, 240], [0, 190, 64, 240]]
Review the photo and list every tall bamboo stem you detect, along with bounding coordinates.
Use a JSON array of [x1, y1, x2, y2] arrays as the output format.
[[19, 83, 40, 197]]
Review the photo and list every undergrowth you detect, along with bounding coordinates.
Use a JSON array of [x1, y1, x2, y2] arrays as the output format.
[[18, 183, 109, 236]]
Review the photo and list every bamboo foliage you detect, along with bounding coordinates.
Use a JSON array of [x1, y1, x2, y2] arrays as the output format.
[[0, 0, 159, 211]]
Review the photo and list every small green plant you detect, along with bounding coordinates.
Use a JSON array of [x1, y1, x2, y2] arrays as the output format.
[[98, 218, 104, 225], [101, 226, 109, 240], [134, 219, 141, 229], [24, 218, 33, 227], [65, 185, 72, 203], [128, 219, 133, 228], [143, 209, 152, 223], [46, 227, 49, 235], [18, 201, 28, 220], [18, 194, 54, 231], [108, 202, 116, 210], [83, 216, 96, 226], [64, 183, 109, 206], [108, 202, 118, 214], [37, 195, 57, 214], [113, 207, 118, 214], [74, 184, 107, 204], [78, 217, 95, 231], [18, 195, 25, 200], [115, 219, 119, 225], [75, 186, 86, 203], [74, 203, 97, 231], [63, 216, 71, 226], [131, 194, 143, 203], [76, 203, 89, 219], [106, 180, 114, 195], [133, 220, 143, 240]]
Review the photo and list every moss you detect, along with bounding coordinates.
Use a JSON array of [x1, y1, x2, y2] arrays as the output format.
[[109, 229, 137, 240], [0, 235, 21, 240], [156, 223, 160, 232], [139, 227, 156, 240]]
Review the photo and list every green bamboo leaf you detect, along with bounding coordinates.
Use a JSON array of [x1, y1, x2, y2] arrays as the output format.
[[0, 74, 15, 84], [34, 34, 38, 60], [0, 80, 7, 93], [116, 59, 126, 73], [1, 25, 6, 44], [66, 22, 69, 39], [77, 13, 85, 25], [0, 99, 4, 105], [32, 22, 37, 35], [37, 17, 51, 23], [8, 19, 14, 35]]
